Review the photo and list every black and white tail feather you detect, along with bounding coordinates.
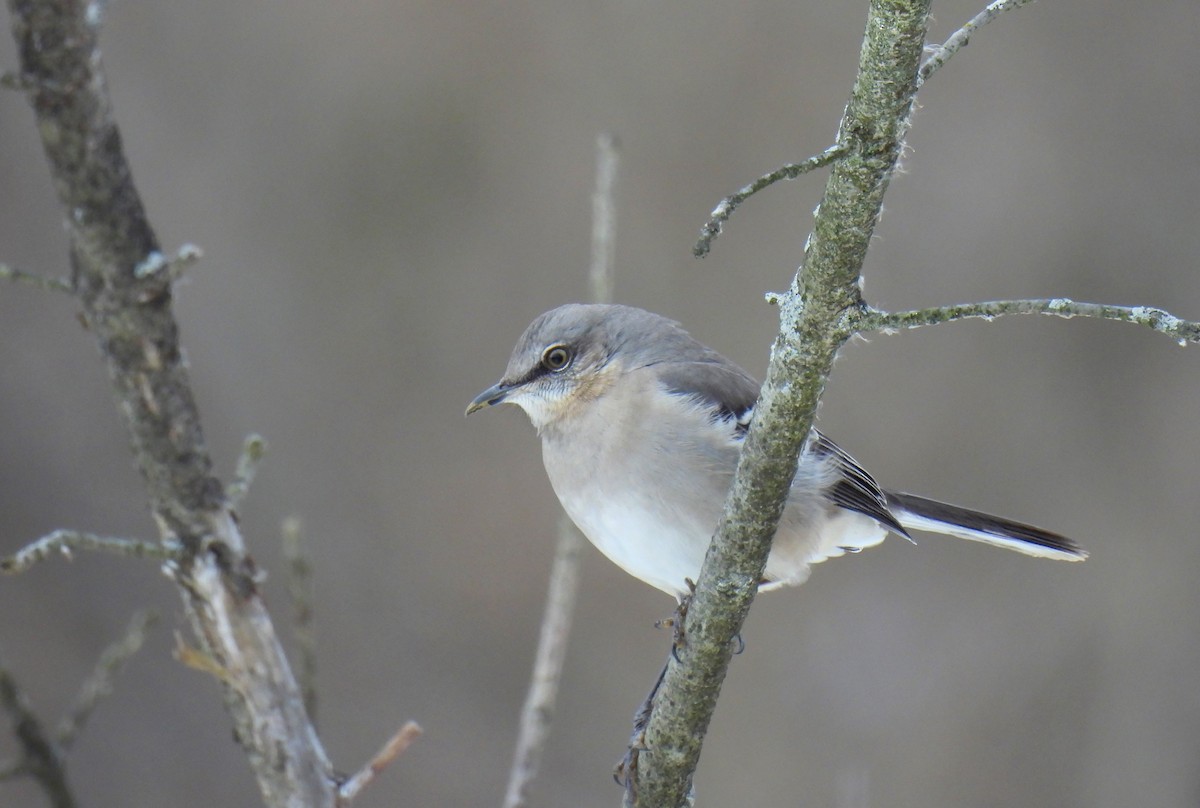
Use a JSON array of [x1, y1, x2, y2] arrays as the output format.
[[885, 490, 1085, 561]]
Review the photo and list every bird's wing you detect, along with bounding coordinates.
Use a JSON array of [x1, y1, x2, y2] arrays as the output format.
[[807, 431, 910, 538], [654, 360, 910, 538]]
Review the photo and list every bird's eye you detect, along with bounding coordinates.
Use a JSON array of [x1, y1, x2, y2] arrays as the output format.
[[541, 345, 572, 372]]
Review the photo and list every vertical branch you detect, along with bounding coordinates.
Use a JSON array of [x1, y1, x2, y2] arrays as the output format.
[[589, 132, 620, 305], [501, 133, 620, 808], [282, 517, 319, 727], [6, 3, 334, 805], [500, 515, 586, 808], [628, 1, 932, 805]]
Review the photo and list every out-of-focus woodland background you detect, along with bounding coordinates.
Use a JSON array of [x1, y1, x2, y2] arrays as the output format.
[[2, 2, 1199, 806]]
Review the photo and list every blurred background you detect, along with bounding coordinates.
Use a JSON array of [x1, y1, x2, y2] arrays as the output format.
[[2, 1, 1199, 806]]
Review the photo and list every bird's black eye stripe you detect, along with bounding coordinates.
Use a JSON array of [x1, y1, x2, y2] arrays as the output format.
[[541, 344, 573, 372]]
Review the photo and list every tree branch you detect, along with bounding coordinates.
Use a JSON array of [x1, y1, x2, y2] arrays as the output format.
[[628, 1, 932, 805], [6, 2, 336, 804], [1, 529, 174, 574], [588, 132, 619, 305], [1, 609, 154, 808], [502, 133, 619, 808], [335, 721, 423, 806], [858, 298, 1200, 343], [0, 261, 73, 293], [692, 0, 1038, 262], [0, 657, 75, 808], [918, 0, 1036, 86], [55, 610, 157, 748], [502, 516, 586, 808], [693, 143, 848, 258], [281, 517, 318, 726]]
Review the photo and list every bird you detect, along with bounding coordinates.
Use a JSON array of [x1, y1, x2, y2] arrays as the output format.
[[467, 303, 1086, 599]]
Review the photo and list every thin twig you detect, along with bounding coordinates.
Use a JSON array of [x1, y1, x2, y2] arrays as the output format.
[[0, 656, 75, 808], [694, 0, 1038, 260], [336, 721, 423, 806], [502, 516, 586, 808], [0, 262, 73, 294], [858, 298, 1200, 344], [226, 433, 267, 508], [589, 132, 620, 306], [694, 143, 849, 258], [501, 132, 620, 808], [55, 610, 158, 748], [281, 517, 318, 726], [1, 530, 174, 575], [918, 0, 1037, 86], [1, 611, 155, 804]]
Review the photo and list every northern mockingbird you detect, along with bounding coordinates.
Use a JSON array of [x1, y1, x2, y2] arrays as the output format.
[[467, 304, 1086, 598]]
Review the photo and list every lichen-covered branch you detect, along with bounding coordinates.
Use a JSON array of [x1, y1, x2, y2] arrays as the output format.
[[0, 262, 73, 293], [1, 529, 173, 574], [691, 0, 1039, 263], [693, 143, 849, 258], [625, 2, 933, 805], [858, 298, 1200, 343], [6, 2, 335, 805], [918, 0, 1036, 86]]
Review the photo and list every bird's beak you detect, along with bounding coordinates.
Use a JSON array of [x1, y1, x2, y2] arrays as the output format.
[[465, 381, 512, 416]]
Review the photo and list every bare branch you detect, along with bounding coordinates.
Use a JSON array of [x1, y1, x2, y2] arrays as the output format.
[[629, 1, 932, 804], [858, 298, 1200, 344], [0, 262, 73, 294], [335, 722, 423, 806], [918, 0, 1037, 86], [589, 132, 620, 305], [1, 530, 174, 574], [0, 658, 76, 808], [501, 132, 620, 807], [502, 517, 586, 808], [281, 517, 318, 726], [227, 433, 268, 508], [2, 611, 154, 805], [8, 2, 336, 803], [55, 610, 158, 748], [693, 143, 848, 258]]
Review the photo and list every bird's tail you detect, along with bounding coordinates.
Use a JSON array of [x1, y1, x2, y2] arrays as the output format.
[[886, 491, 1087, 561]]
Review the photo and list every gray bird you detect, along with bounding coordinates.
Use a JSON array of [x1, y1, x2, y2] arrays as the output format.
[[468, 304, 1086, 598]]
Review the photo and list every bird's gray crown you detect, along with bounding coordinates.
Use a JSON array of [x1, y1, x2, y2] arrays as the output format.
[[502, 303, 729, 383]]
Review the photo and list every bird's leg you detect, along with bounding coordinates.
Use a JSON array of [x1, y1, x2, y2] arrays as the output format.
[[654, 578, 696, 660]]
